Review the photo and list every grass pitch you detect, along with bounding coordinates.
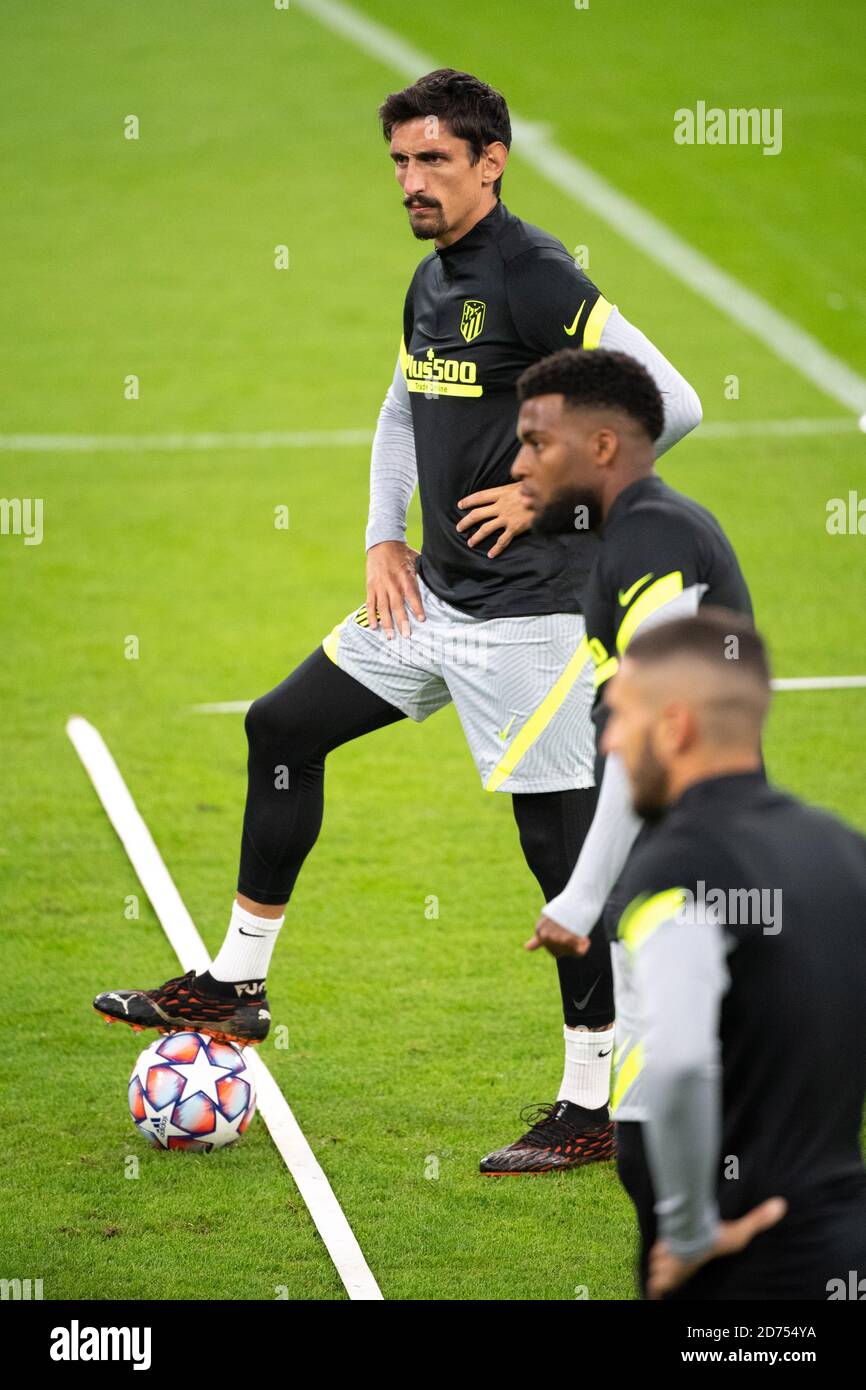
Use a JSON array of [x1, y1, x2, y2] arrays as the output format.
[[2, 0, 864, 1300]]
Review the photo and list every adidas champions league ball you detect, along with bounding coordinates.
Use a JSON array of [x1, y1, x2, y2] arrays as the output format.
[[128, 1031, 256, 1152]]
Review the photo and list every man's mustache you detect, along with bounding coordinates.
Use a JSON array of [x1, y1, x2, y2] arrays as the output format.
[[404, 197, 441, 210]]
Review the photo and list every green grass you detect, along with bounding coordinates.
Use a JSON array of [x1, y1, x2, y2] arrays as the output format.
[[1, 0, 864, 1300]]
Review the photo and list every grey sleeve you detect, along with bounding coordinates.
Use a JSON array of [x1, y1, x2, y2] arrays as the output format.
[[543, 753, 641, 935], [599, 306, 702, 457], [365, 355, 418, 551], [542, 587, 704, 938], [636, 911, 729, 1260]]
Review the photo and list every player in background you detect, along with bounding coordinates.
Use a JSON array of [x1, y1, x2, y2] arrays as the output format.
[[596, 613, 866, 1298], [95, 71, 702, 1175], [513, 348, 752, 976], [511, 347, 751, 1179]]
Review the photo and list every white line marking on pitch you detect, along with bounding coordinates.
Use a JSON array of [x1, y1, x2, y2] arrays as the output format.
[[696, 417, 863, 440], [192, 701, 255, 713], [66, 715, 383, 1302], [293, 0, 866, 416], [190, 676, 866, 716], [772, 676, 866, 691], [0, 429, 373, 453], [1, 417, 862, 453]]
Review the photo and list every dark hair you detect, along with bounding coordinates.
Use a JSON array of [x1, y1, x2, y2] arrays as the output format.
[[517, 348, 666, 443], [626, 608, 770, 688], [379, 68, 512, 197]]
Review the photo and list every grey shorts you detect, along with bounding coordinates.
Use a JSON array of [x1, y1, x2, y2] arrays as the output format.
[[321, 574, 595, 794]]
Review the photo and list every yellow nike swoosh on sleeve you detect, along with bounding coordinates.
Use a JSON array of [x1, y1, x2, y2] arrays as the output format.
[[618, 573, 654, 607], [563, 300, 586, 335]]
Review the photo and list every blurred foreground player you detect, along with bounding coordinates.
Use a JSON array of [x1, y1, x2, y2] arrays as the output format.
[[602, 613, 866, 1299]]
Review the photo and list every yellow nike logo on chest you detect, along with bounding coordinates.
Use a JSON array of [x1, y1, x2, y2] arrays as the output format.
[[563, 300, 586, 336], [618, 573, 654, 606]]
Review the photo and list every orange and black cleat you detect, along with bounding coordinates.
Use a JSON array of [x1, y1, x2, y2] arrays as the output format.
[[93, 970, 270, 1047], [479, 1100, 615, 1174]]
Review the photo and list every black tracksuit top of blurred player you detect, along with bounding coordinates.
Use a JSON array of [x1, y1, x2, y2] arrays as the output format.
[[618, 770, 866, 1295], [402, 198, 604, 618], [581, 474, 754, 766]]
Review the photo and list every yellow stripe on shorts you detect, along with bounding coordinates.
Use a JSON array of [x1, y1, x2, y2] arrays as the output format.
[[484, 636, 590, 792], [611, 1040, 644, 1114], [322, 619, 345, 663]]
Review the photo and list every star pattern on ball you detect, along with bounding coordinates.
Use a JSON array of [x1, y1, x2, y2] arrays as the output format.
[[204, 1105, 248, 1147], [167, 1041, 235, 1104]]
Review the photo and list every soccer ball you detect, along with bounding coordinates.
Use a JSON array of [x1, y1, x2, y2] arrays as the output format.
[[128, 1031, 256, 1152]]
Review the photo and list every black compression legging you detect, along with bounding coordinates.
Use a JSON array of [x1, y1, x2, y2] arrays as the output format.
[[237, 647, 406, 906], [238, 645, 614, 1028], [512, 789, 615, 1029]]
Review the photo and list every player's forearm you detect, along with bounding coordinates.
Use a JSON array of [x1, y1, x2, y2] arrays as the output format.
[[599, 307, 702, 456], [543, 754, 641, 936], [545, 588, 704, 935], [639, 918, 726, 1260], [643, 1059, 721, 1260], [365, 357, 418, 550]]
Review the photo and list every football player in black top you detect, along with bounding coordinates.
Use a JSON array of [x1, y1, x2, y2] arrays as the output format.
[[513, 347, 752, 959], [95, 72, 702, 1175]]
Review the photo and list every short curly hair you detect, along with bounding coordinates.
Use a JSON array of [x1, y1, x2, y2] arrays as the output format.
[[517, 348, 665, 443]]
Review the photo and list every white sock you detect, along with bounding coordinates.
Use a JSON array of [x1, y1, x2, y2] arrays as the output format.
[[207, 902, 285, 984], [557, 1024, 614, 1110]]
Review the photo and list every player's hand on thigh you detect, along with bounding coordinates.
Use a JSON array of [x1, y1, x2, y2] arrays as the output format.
[[456, 482, 534, 558], [366, 541, 425, 638], [525, 914, 591, 958]]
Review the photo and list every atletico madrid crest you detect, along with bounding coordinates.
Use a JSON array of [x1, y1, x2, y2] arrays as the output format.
[[460, 299, 486, 343]]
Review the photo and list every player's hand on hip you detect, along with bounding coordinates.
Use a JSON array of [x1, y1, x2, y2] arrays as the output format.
[[646, 1197, 787, 1299], [456, 482, 533, 558], [525, 914, 591, 958], [365, 541, 424, 639]]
